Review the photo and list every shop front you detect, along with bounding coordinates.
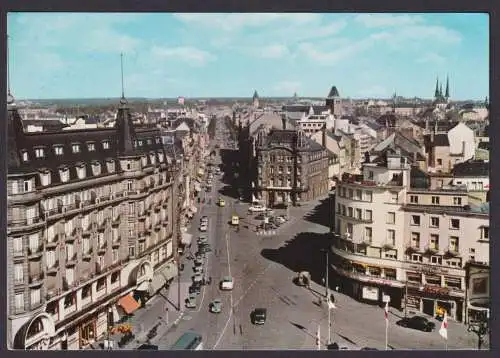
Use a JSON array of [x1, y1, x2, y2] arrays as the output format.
[[405, 283, 465, 322], [331, 260, 404, 309]]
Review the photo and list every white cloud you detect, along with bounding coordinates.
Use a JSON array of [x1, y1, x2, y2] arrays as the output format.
[[272, 81, 301, 94], [417, 52, 446, 64], [257, 44, 290, 59], [354, 14, 425, 28], [173, 13, 320, 31], [397, 25, 462, 44], [151, 46, 216, 66]]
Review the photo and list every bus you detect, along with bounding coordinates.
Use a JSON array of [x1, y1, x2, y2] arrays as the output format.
[[170, 331, 203, 350]]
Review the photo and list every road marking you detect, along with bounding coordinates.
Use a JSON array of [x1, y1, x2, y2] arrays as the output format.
[[233, 263, 274, 308]]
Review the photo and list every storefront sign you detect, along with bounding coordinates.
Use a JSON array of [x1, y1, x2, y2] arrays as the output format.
[[362, 286, 379, 301], [422, 284, 450, 296], [332, 265, 404, 288], [409, 264, 449, 275]]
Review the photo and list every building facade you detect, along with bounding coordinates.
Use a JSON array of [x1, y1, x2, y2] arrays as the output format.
[[253, 125, 329, 207], [7, 95, 179, 350], [332, 154, 489, 323]]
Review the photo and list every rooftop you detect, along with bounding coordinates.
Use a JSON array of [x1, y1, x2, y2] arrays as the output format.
[[452, 160, 489, 177]]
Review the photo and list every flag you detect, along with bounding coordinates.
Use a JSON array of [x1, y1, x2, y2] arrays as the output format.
[[439, 312, 448, 340], [384, 301, 389, 322], [316, 324, 321, 350], [328, 293, 336, 310]]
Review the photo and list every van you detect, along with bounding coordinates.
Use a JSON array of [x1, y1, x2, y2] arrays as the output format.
[[220, 276, 234, 290]]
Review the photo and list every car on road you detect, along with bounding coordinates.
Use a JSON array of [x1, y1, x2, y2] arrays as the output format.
[[137, 344, 159, 350], [198, 246, 212, 254], [185, 297, 197, 309], [200, 216, 208, 224], [218, 198, 226, 207], [199, 223, 208, 232], [209, 299, 223, 313], [220, 276, 234, 291], [194, 265, 204, 274], [251, 308, 267, 325], [193, 274, 203, 284], [398, 316, 436, 332], [248, 204, 267, 213], [231, 215, 239, 226], [198, 236, 208, 245], [189, 284, 201, 295]]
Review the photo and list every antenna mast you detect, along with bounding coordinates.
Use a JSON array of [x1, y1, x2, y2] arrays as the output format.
[[120, 53, 125, 98], [7, 34, 11, 96]]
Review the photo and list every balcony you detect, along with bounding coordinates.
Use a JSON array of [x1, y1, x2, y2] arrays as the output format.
[[138, 233, 146, 242], [111, 216, 121, 227], [46, 261, 59, 275], [445, 247, 460, 258], [66, 254, 78, 267], [46, 239, 58, 248], [9, 216, 44, 229], [424, 244, 440, 255], [65, 234, 76, 243], [162, 221, 169, 227], [82, 249, 93, 261], [97, 243, 108, 254], [382, 241, 395, 250], [28, 272, 44, 287], [27, 244, 43, 259], [405, 244, 423, 255]]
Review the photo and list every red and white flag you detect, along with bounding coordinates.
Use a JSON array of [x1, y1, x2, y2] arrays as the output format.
[[384, 301, 389, 322], [439, 312, 448, 340]]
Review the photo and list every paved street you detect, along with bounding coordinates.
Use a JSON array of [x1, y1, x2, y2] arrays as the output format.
[[148, 118, 480, 351]]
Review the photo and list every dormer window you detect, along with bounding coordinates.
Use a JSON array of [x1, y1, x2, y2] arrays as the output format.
[[21, 151, 29, 162], [106, 159, 115, 173], [39, 170, 51, 186], [102, 141, 110, 150], [59, 167, 70, 183], [76, 163, 86, 179], [35, 148, 45, 158], [87, 142, 95, 152], [91, 161, 101, 176], [54, 146, 64, 156], [72, 144, 81, 153]]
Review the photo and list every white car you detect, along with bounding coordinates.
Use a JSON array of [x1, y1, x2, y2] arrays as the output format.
[[248, 205, 267, 213], [199, 224, 208, 232], [194, 265, 204, 274], [220, 276, 234, 291]]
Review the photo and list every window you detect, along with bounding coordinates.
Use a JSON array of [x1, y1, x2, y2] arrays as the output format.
[[431, 256, 442, 265], [348, 207, 353, 217], [411, 254, 423, 262], [453, 197, 462, 205], [387, 212, 395, 224], [72, 144, 80, 153], [364, 227, 372, 242], [355, 189, 362, 200], [46, 250, 56, 268], [411, 215, 420, 226], [368, 171, 374, 179], [15, 293, 24, 311], [483, 227, 489, 240], [82, 238, 90, 254], [112, 249, 119, 263], [129, 246, 135, 257], [355, 208, 362, 219], [102, 141, 110, 149], [411, 232, 420, 248], [97, 278, 106, 291], [13, 237, 23, 255], [444, 277, 462, 290], [426, 275, 441, 286], [35, 148, 45, 158], [40, 172, 51, 186], [348, 189, 353, 198], [23, 180, 32, 192], [87, 143, 95, 152], [82, 285, 91, 299], [91, 163, 101, 176], [54, 146, 64, 155], [76, 165, 86, 179], [387, 230, 395, 246], [449, 236, 459, 252], [14, 264, 24, 283], [365, 210, 372, 221], [430, 216, 439, 228], [127, 180, 133, 191], [30, 289, 41, 306], [450, 219, 460, 230], [431, 196, 440, 204], [60, 168, 70, 182], [22, 151, 29, 161], [437, 158, 443, 166], [390, 192, 398, 203], [406, 272, 421, 283], [364, 191, 373, 202], [111, 272, 120, 284], [410, 195, 418, 204], [429, 234, 439, 250]]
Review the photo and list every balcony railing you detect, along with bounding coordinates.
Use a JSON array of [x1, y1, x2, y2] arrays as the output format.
[[47, 260, 59, 275], [445, 246, 460, 257], [424, 244, 440, 254], [28, 272, 44, 286], [82, 249, 93, 261], [405, 244, 423, 254], [382, 241, 395, 249], [27, 244, 43, 258], [66, 254, 78, 266], [9, 216, 43, 227]]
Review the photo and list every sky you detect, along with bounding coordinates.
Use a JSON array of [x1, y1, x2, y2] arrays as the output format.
[[8, 13, 489, 100]]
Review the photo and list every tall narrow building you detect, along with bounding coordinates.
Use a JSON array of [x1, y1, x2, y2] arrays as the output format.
[[325, 85, 342, 117]]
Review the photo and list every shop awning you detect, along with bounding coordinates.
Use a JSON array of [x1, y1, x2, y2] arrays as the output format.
[[117, 295, 141, 315], [160, 263, 178, 281], [181, 233, 193, 246], [148, 275, 166, 296], [136, 281, 150, 292]]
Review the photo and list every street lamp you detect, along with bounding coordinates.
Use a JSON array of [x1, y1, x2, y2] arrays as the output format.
[[467, 311, 490, 350]]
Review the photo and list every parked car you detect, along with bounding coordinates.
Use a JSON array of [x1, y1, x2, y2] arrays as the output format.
[[194, 258, 203, 266], [220, 276, 234, 291], [194, 265, 204, 274], [198, 236, 208, 245], [248, 205, 267, 213], [251, 308, 267, 325], [398, 316, 436, 332], [210, 299, 223, 313], [199, 224, 208, 232], [185, 297, 197, 309], [200, 216, 209, 224], [189, 284, 201, 295], [218, 198, 226, 207], [137, 344, 159, 350]]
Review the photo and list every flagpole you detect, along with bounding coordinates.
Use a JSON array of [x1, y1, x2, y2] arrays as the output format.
[[317, 324, 321, 350], [385, 318, 388, 350], [328, 305, 331, 345]]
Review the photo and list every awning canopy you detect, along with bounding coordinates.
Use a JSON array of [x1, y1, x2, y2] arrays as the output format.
[[181, 232, 193, 246], [148, 263, 179, 295], [160, 263, 178, 281], [136, 281, 150, 292], [117, 295, 141, 315]]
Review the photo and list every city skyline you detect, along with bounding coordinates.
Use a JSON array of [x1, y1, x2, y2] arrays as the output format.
[[8, 12, 489, 100]]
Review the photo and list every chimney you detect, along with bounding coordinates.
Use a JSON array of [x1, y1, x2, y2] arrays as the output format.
[[322, 124, 327, 147], [282, 116, 286, 130], [462, 141, 466, 155]]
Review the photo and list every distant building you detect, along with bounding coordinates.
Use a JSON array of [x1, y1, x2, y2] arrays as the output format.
[[252, 90, 260, 109]]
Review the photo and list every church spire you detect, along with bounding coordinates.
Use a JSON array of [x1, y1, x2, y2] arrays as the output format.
[[439, 83, 443, 98], [445, 75, 450, 98], [434, 77, 440, 98], [119, 52, 128, 106]]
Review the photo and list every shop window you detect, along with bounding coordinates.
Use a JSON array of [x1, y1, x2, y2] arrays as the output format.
[[444, 277, 462, 290], [406, 272, 421, 283], [80, 321, 96, 346], [384, 269, 397, 280], [96, 278, 106, 292], [425, 275, 441, 286]]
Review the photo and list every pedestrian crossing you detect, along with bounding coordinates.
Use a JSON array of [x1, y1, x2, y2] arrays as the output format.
[[256, 230, 277, 236]]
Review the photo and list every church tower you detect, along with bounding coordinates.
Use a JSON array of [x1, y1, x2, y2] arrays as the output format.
[[325, 85, 342, 117], [252, 90, 260, 109], [444, 75, 450, 102]]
